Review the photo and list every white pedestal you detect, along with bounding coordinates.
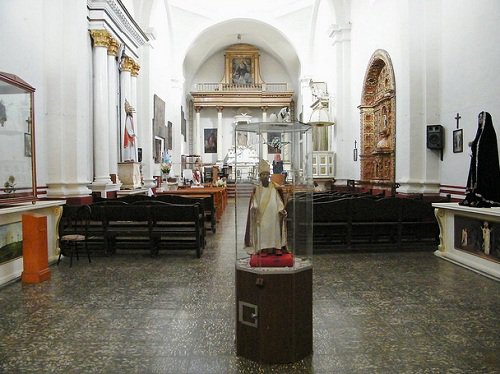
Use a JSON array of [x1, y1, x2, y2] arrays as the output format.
[[118, 162, 142, 190], [433, 203, 500, 280]]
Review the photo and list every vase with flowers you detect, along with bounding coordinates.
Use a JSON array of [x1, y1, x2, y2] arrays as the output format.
[[160, 152, 172, 182]]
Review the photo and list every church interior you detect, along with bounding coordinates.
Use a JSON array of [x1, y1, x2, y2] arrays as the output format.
[[1, 0, 500, 372]]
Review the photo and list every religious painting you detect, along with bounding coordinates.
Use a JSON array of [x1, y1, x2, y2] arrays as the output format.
[[454, 215, 500, 263], [232, 57, 252, 84], [181, 107, 186, 141], [267, 132, 281, 154], [0, 222, 22, 265], [153, 94, 166, 163], [204, 128, 217, 153], [223, 44, 261, 86], [167, 121, 172, 151], [453, 129, 463, 153]]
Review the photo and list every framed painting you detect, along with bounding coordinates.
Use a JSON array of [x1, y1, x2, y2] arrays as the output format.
[[453, 129, 463, 153], [267, 132, 281, 154], [153, 94, 166, 163], [154, 136, 164, 163], [223, 44, 261, 85], [204, 128, 217, 153]]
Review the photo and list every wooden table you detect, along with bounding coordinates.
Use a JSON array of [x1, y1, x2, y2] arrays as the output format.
[[156, 186, 227, 220]]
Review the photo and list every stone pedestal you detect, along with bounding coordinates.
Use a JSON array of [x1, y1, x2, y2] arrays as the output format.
[[118, 162, 142, 190]]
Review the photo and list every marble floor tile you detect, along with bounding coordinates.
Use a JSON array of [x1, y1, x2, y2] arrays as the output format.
[[1, 200, 499, 373]]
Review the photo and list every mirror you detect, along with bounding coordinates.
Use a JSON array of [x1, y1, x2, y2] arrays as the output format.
[[0, 72, 37, 204]]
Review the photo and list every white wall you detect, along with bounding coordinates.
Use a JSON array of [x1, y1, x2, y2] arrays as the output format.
[[439, 0, 500, 190], [332, 0, 500, 195]]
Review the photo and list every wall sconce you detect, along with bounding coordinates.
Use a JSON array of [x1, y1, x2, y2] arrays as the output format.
[[353, 140, 358, 161]]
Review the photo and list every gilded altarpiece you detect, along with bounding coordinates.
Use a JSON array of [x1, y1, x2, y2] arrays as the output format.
[[359, 50, 396, 183]]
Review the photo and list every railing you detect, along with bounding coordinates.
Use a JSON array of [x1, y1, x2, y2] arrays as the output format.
[[193, 82, 289, 92]]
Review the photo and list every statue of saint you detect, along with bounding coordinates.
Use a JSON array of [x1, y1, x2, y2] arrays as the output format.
[[123, 100, 137, 162], [460, 111, 500, 207], [245, 159, 287, 255]]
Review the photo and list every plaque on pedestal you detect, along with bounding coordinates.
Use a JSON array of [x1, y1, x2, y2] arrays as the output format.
[[118, 162, 141, 189]]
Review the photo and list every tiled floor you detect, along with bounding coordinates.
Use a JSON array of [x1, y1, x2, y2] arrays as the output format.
[[0, 200, 499, 373]]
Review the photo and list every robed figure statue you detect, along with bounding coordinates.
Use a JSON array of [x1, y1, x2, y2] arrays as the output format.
[[123, 99, 137, 162], [245, 159, 288, 256], [460, 111, 500, 207]]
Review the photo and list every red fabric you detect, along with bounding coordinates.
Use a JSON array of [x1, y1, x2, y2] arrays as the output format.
[[249, 253, 294, 267]]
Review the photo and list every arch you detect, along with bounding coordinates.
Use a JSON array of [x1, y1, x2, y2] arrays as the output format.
[[359, 49, 396, 184]]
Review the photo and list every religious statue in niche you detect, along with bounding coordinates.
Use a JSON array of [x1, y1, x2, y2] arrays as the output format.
[[375, 110, 391, 150], [123, 99, 137, 162], [460, 111, 500, 207]]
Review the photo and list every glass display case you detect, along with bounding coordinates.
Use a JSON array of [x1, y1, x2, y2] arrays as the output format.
[[0, 72, 37, 204], [234, 121, 314, 269], [234, 121, 313, 364]]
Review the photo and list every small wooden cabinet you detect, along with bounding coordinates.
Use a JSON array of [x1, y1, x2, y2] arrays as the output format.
[[236, 264, 313, 364]]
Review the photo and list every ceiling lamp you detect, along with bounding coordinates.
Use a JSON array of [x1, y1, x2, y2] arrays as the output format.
[[309, 100, 334, 127]]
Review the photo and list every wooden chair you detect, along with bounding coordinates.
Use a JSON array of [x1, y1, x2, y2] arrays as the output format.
[[58, 205, 92, 267]]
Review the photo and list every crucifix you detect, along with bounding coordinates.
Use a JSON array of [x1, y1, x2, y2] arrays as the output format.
[[455, 112, 461, 129]]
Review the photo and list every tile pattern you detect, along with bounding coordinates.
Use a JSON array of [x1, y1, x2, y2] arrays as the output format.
[[0, 200, 499, 373]]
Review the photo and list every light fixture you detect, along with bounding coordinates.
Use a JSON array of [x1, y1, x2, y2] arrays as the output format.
[[353, 140, 358, 161], [308, 100, 334, 127]]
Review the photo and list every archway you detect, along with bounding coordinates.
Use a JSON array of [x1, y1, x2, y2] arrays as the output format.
[[359, 49, 396, 185]]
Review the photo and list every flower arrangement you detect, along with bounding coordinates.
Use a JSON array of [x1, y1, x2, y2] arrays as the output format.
[[160, 152, 172, 175], [214, 178, 226, 187]]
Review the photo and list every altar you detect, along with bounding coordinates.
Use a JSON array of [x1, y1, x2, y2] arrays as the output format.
[[433, 202, 500, 280]]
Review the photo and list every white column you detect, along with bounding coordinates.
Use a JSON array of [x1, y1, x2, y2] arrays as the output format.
[[120, 56, 133, 161], [261, 106, 268, 122], [130, 62, 139, 162], [217, 106, 224, 161], [194, 106, 202, 155], [90, 29, 111, 185], [107, 37, 120, 184]]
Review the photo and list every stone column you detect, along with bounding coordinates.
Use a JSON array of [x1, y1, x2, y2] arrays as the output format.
[[130, 61, 140, 162], [216, 106, 224, 161], [90, 29, 112, 185], [261, 106, 268, 122], [120, 56, 134, 161], [194, 106, 202, 155], [107, 37, 120, 185]]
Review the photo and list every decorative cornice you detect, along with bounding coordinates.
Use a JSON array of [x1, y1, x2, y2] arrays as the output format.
[[90, 29, 111, 48], [329, 23, 352, 45], [87, 0, 148, 46], [107, 37, 120, 56]]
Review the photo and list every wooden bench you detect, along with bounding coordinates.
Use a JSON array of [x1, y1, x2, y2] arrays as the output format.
[[61, 201, 205, 258], [310, 196, 439, 251]]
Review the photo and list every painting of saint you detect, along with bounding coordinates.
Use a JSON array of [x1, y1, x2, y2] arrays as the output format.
[[232, 58, 252, 84], [204, 128, 217, 153]]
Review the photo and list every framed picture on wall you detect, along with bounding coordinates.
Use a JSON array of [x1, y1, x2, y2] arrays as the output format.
[[267, 132, 281, 154], [154, 136, 164, 163], [453, 129, 463, 153], [153, 94, 166, 163], [204, 128, 217, 153]]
